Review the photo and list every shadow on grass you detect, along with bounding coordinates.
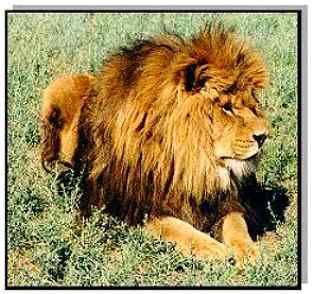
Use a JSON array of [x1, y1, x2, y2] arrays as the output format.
[[55, 168, 78, 196], [242, 182, 290, 241]]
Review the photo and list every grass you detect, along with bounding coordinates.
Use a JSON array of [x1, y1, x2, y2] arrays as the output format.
[[7, 12, 299, 287]]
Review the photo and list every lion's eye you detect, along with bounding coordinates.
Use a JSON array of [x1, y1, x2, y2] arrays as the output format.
[[252, 107, 258, 116], [222, 103, 233, 114]]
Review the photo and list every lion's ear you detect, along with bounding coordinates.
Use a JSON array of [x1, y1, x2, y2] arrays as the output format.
[[184, 63, 206, 92]]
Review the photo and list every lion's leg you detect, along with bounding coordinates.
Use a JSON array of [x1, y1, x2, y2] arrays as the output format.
[[40, 74, 95, 171], [40, 105, 63, 172], [222, 212, 258, 265], [145, 216, 228, 261]]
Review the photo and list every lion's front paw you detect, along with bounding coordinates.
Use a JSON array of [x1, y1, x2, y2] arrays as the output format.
[[230, 239, 259, 268], [189, 239, 229, 261]]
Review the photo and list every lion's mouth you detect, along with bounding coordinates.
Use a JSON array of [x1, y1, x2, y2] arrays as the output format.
[[240, 153, 259, 161], [221, 153, 259, 162]]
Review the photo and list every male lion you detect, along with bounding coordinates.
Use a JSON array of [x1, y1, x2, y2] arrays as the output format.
[[40, 24, 269, 265]]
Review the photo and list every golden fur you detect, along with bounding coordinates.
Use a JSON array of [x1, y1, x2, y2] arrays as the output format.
[[40, 73, 95, 170], [40, 24, 269, 264]]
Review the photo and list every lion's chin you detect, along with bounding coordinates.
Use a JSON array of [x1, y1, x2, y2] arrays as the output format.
[[223, 157, 258, 179]]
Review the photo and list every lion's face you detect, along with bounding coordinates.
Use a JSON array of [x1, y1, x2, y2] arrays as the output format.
[[211, 90, 269, 160], [210, 87, 269, 178]]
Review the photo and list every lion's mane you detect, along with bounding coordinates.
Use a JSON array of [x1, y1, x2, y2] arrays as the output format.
[[73, 24, 267, 234]]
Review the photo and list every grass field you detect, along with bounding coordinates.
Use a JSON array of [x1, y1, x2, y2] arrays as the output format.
[[7, 12, 299, 287]]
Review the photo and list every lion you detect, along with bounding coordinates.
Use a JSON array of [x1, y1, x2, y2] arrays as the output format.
[[40, 24, 269, 266]]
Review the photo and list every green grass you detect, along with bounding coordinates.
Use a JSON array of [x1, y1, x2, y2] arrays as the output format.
[[7, 12, 298, 287]]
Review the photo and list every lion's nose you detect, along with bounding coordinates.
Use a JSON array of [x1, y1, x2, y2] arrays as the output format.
[[253, 133, 267, 148]]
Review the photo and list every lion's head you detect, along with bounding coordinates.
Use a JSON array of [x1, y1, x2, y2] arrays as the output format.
[[108, 25, 269, 204]]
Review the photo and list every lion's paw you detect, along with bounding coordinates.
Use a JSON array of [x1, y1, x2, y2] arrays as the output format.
[[190, 239, 229, 261], [230, 240, 259, 268]]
